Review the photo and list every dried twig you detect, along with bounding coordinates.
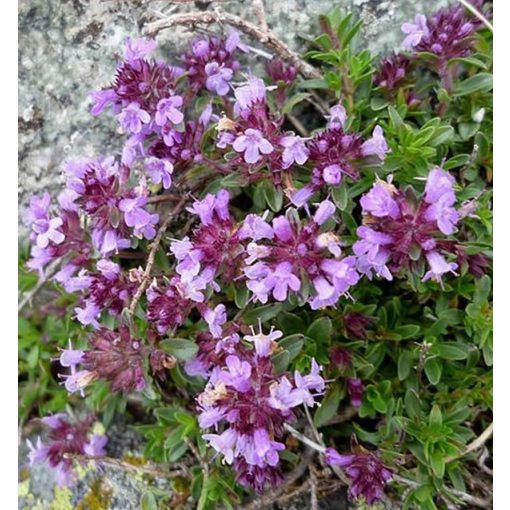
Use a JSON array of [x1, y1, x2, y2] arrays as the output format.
[[241, 450, 314, 510], [143, 11, 321, 79], [128, 193, 189, 315], [309, 465, 319, 510], [446, 422, 493, 462], [18, 257, 62, 313], [63, 453, 187, 479], [458, 0, 493, 32], [392, 474, 491, 508]]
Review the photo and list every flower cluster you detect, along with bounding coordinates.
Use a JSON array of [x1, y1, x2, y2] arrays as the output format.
[[170, 189, 245, 293], [326, 448, 392, 505], [59, 326, 175, 394], [197, 324, 325, 492], [240, 200, 359, 308], [26, 414, 107, 486], [353, 167, 461, 286], [181, 32, 245, 96], [401, 3, 488, 70]]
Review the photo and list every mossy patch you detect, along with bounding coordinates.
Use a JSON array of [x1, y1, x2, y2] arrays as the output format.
[[76, 478, 113, 510]]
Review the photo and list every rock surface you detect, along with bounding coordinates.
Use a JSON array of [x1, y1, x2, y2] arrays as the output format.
[[18, 0, 447, 228]]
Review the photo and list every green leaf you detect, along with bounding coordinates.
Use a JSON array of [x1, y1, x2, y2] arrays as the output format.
[[282, 93, 310, 114], [370, 97, 389, 111], [278, 334, 305, 362], [263, 181, 283, 212], [141, 491, 158, 510], [405, 389, 422, 419], [430, 450, 445, 478], [429, 126, 454, 146], [271, 350, 291, 374], [433, 343, 468, 360], [453, 72, 493, 97], [332, 184, 348, 210], [314, 383, 342, 427], [242, 304, 284, 325], [276, 312, 306, 335], [160, 338, 198, 361], [424, 358, 442, 385], [393, 324, 421, 340], [298, 79, 328, 90], [388, 105, 404, 129], [398, 350, 413, 380], [429, 404, 443, 426], [306, 317, 332, 343]]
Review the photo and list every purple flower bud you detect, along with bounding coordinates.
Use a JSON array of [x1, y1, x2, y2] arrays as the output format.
[[347, 378, 364, 407], [325, 448, 354, 467]]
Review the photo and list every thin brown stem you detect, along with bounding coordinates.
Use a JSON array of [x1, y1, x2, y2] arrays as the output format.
[[128, 193, 189, 316], [143, 11, 321, 79], [446, 422, 493, 462], [18, 257, 62, 313]]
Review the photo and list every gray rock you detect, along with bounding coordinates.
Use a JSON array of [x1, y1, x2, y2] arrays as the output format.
[[18, 0, 448, 230]]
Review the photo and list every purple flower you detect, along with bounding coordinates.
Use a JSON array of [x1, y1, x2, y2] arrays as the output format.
[[89, 89, 117, 116], [26, 414, 107, 487], [360, 181, 400, 219], [326, 104, 347, 129], [84, 434, 108, 457], [424, 192, 459, 235], [347, 378, 364, 407], [124, 37, 157, 64], [203, 428, 239, 464], [155, 96, 184, 126], [244, 324, 283, 357], [238, 214, 274, 241], [401, 14, 429, 49], [325, 448, 354, 467], [262, 262, 301, 302], [323, 164, 342, 185], [145, 157, 174, 189], [424, 167, 456, 203], [291, 185, 315, 207], [59, 344, 85, 368], [313, 200, 336, 225], [422, 251, 458, 286], [203, 304, 227, 338], [234, 78, 266, 112], [233, 128, 274, 164], [327, 450, 392, 505], [205, 62, 234, 96], [219, 355, 252, 392], [119, 195, 159, 235], [33, 217, 66, 248], [361, 126, 389, 159], [280, 136, 309, 168], [117, 102, 151, 134]]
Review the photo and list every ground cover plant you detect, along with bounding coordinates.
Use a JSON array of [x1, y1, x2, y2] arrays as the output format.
[[19, 1, 493, 508]]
